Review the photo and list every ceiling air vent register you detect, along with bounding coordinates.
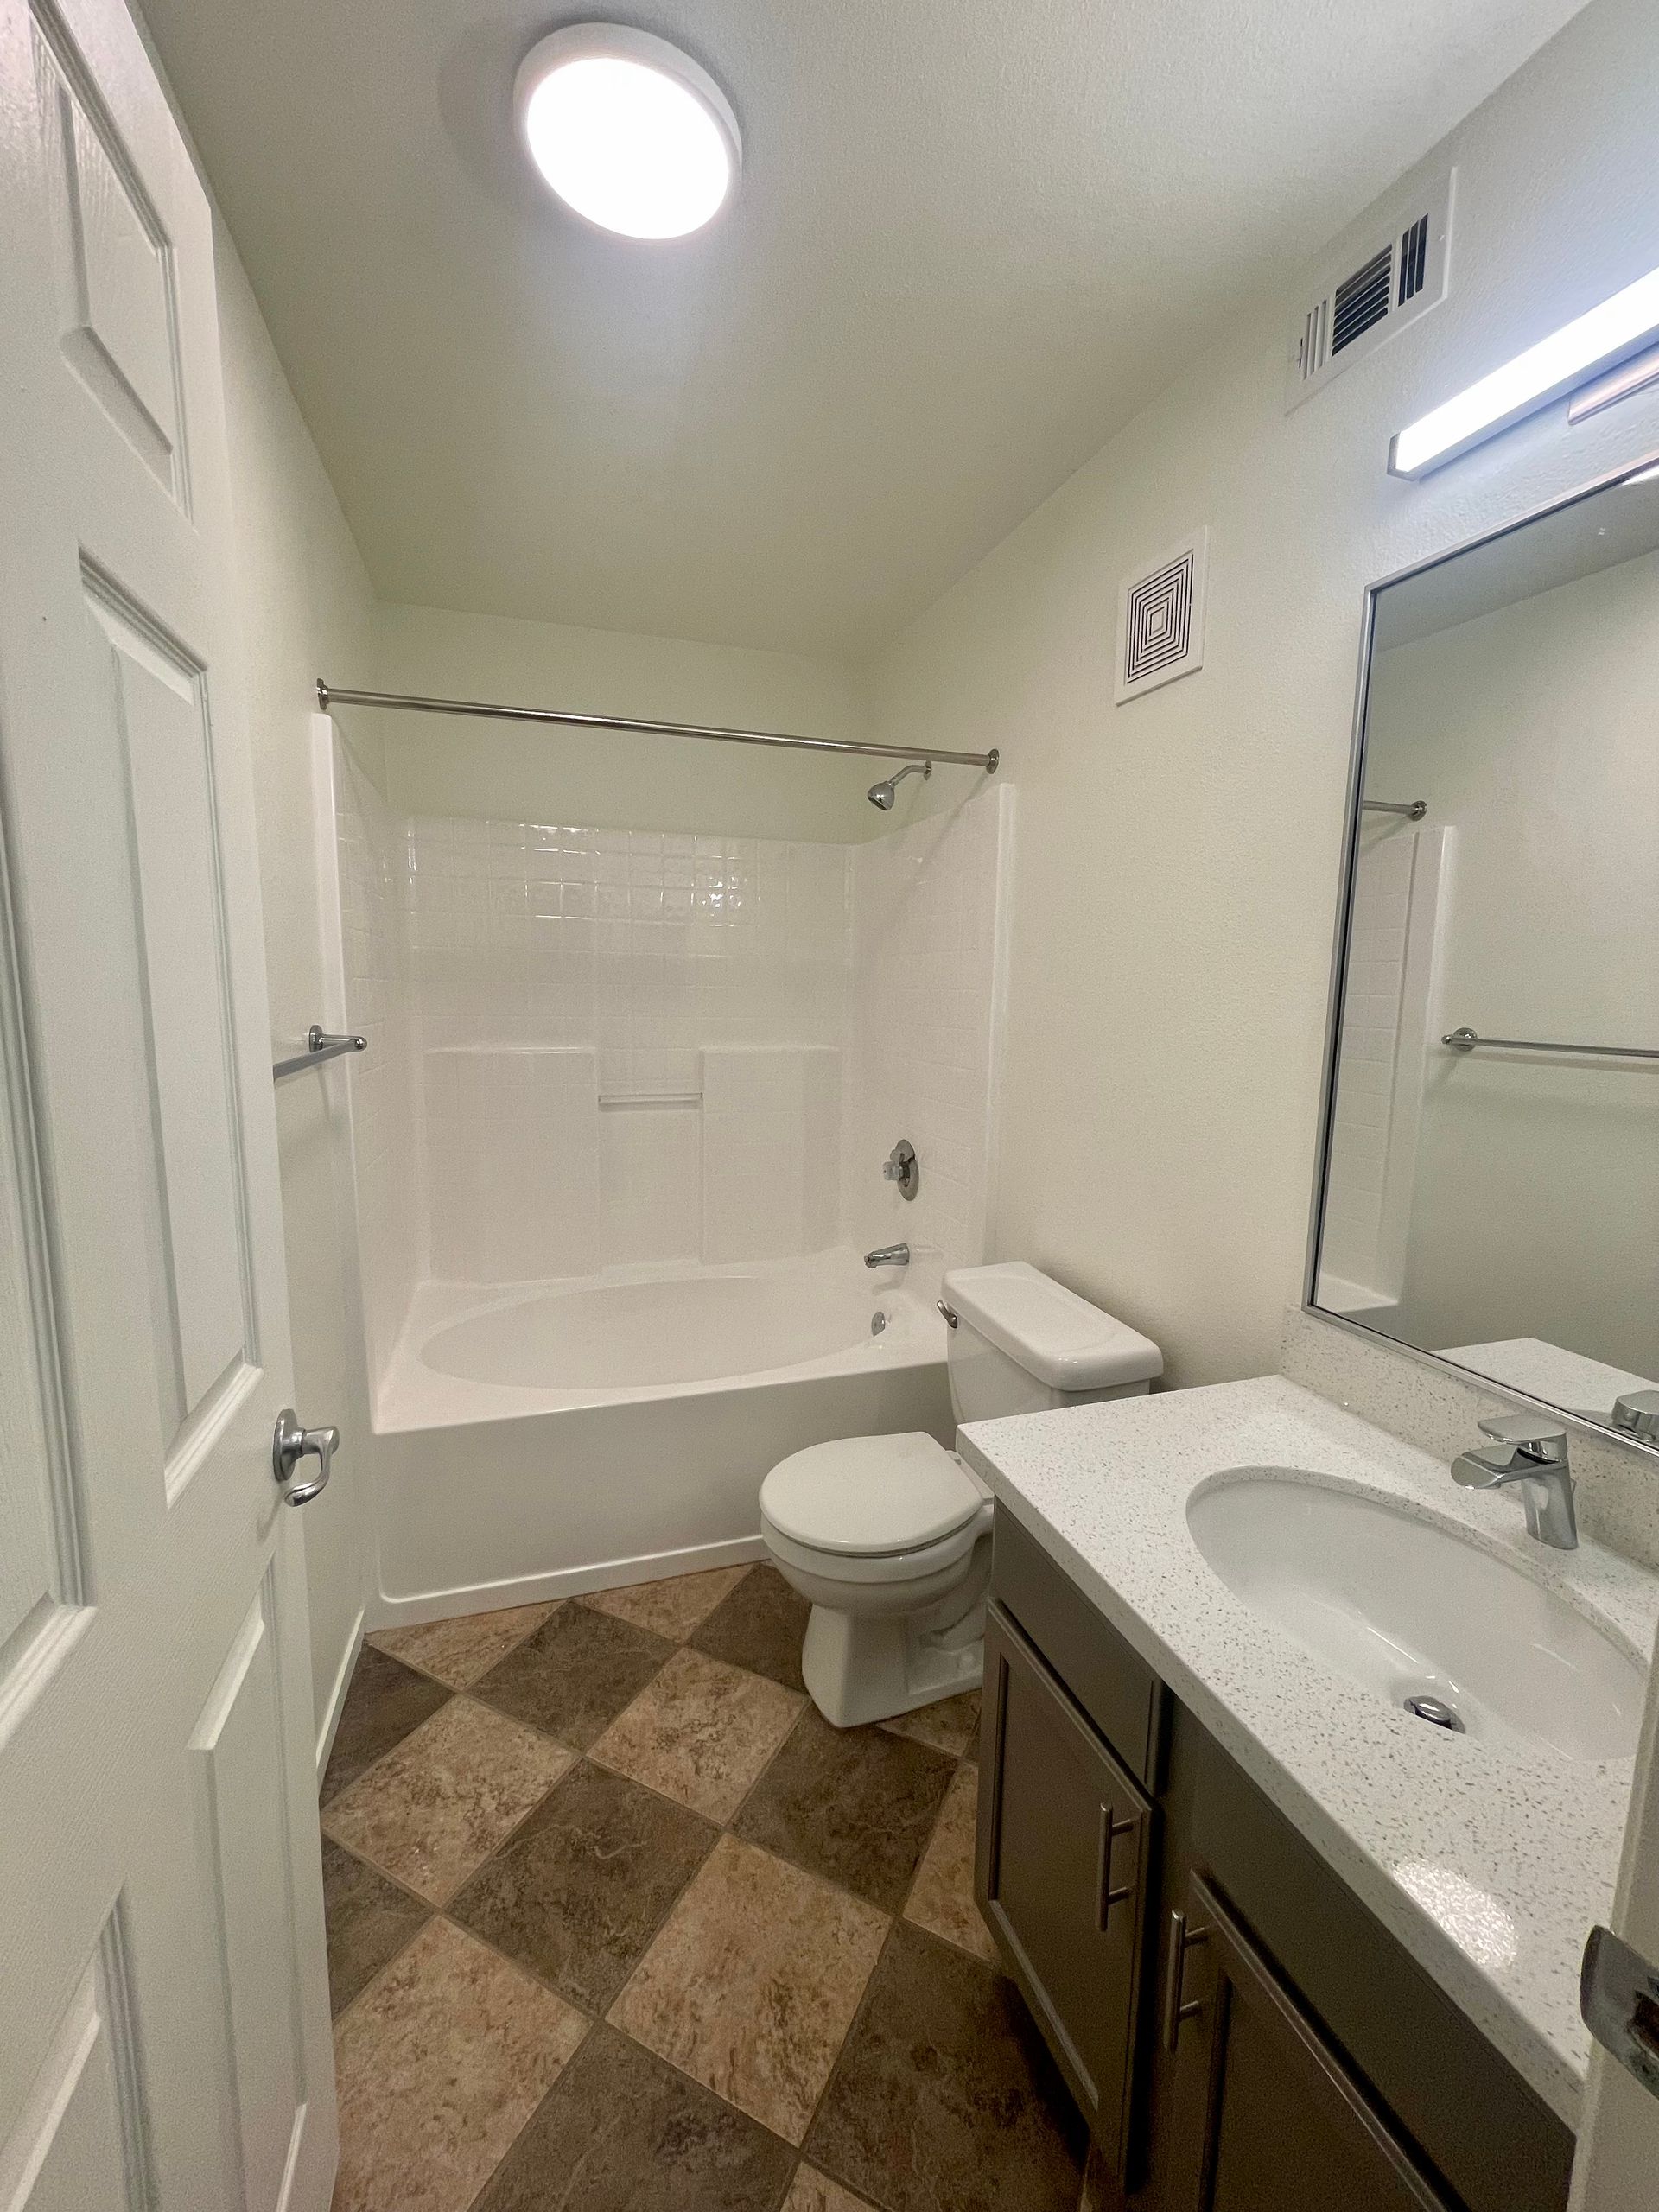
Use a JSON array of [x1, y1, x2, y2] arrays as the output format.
[[1287, 172, 1453, 409], [1116, 529, 1209, 704]]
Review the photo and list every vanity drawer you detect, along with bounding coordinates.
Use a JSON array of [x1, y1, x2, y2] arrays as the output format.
[[990, 1507, 1166, 1789]]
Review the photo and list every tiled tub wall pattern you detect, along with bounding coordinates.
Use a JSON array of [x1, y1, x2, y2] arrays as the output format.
[[340, 785, 1007, 1313], [408, 822, 852, 1280], [337, 745, 424, 1376]]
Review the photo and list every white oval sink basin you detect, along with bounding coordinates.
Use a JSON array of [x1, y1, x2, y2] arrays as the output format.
[[1186, 1471, 1646, 1762]]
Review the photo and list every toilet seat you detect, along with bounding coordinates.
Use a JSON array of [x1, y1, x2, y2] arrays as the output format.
[[760, 1432, 986, 1557]]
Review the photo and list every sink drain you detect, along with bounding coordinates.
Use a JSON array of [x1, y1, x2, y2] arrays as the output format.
[[1403, 1694, 1465, 1733]]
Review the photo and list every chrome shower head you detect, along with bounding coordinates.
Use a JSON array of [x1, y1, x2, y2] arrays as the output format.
[[866, 760, 931, 809]]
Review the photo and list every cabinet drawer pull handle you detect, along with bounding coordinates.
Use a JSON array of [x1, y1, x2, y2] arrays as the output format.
[[1096, 1802, 1140, 1929], [1161, 1907, 1212, 2049]]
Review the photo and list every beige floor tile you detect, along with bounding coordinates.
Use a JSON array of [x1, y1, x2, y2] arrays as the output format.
[[333, 1916, 586, 2212], [590, 1647, 804, 1821], [785, 2164, 879, 2212], [903, 1762, 996, 1963], [368, 1602, 558, 1688], [582, 1565, 750, 1641], [880, 1690, 981, 1759], [322, 1696, 573, 1904], [609, 1833, 887, 2144]]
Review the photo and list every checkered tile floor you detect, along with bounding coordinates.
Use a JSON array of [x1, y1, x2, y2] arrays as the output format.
[[321, 1562, 1093, 2212]]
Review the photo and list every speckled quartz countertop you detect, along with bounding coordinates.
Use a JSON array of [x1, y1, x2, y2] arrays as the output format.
[[957, 1374, 1659, 2127]]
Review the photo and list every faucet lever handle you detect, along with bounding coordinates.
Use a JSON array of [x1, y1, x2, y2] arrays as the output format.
[[1477, 1412, 1567, 1456]]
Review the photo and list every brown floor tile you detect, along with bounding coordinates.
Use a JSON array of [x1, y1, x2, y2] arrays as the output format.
[[321, 1644, 450, 1805], [582, 1564, 749, 1641], [322, 1696, 573, 1904], [688, 1563, 810, 1691], [474, 1600, 675, 1748], [734, 1706, 955, 1911], [472, 2021, 795, 2212], [804, 1920, 1087, 2212], [785, 2164, 880, 2212], [333, 1916, 586, 2212], [590, 1647, 804, 1821], [322, 1840, 430, 2018], [902, 1761, 996, 1963], [610, 1832, 887, 2145], [448, 1758, 718, 2012], [880, 1690, 982, 1760], [367, 1601, 558, 1688]]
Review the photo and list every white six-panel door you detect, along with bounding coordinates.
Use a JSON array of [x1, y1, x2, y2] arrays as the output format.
[[0, 0, 334, 2204]]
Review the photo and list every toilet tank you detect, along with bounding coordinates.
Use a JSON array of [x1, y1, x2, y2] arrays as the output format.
[[943, 1262, 1162, 1426]]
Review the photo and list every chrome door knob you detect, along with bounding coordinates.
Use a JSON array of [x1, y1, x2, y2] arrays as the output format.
[[272, 1408, 339, 1506]]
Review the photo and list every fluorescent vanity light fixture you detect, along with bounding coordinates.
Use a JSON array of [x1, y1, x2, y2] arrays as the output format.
[[514, 23, 740, 240], [1389, 264, 1659, 478]]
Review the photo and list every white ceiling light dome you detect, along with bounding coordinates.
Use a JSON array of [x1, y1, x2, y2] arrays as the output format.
[[514, 22, 741, 241]]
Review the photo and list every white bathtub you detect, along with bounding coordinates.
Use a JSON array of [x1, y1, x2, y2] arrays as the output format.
[[365, 1249, 953, 1625]]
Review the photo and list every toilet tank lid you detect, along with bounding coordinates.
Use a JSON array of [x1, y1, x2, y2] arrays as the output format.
[[941, 1262, 1163, 1391]]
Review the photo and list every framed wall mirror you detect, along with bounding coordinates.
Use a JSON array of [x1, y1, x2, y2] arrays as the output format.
[[1310, 458, 1659, 1448]]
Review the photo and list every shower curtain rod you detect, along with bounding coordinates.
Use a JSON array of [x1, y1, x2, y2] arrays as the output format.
[[316, 682, 1000, 773]]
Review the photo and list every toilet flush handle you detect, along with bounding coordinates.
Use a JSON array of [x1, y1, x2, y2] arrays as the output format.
[[937, 1300, 959, 1328]]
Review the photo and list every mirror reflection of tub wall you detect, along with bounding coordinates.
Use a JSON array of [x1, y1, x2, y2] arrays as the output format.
[[1313, 462, 1659, 1440]]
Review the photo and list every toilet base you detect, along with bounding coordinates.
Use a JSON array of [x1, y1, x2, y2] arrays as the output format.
[[798, 1546, 989, 1729]]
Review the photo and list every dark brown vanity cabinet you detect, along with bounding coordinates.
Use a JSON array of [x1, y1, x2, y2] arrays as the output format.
[[1158, 1874, 1450, 2212], [976, 1602, 1153, 2171], [976, 1510, 1576, 2212]]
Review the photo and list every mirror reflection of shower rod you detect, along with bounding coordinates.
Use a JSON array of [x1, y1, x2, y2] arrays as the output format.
[[1363, 798, 1427, 818], [315, 682, 1000, 774]]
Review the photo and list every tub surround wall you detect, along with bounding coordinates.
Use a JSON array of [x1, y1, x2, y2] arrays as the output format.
[[404, 817, 852, 1287], [334, 779, 1007, 1418], [336, 741, 424, 1375], [845, 787, 1011, 1276]]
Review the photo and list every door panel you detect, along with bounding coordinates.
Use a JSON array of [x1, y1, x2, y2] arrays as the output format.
[[0, 1913, 154, 2211], [0, 0, 334, 2202], [86, 576, 251, 1456], [32, 0, 186, 498], [191, 1577, 307, 2212]]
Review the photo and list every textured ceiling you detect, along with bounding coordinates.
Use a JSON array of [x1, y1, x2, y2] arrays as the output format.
[[142, 0, 1588, 658]]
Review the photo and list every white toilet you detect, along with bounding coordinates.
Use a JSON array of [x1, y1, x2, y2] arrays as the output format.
[[760, 1262, 1162, 1727]]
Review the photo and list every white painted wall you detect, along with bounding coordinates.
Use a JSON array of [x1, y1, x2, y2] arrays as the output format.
[[867, 0, 1659, 1389], [365, 601, 885, 844], [1364, 550, 1659, 1372], [214, 239, 379, 1753]]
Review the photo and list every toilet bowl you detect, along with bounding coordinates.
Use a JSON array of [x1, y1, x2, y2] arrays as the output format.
[[760, 1262, 1162, 1728]]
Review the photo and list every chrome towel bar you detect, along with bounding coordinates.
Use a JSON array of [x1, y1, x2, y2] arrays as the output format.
[[316, 680, 1000, 773], [1362, 798, 1427, 819], [274, 1025, 367, 1081], [1443, 1027, 1659, 1063]]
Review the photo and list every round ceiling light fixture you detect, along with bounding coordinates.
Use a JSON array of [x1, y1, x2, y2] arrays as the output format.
[[514, 23, 741, 240]]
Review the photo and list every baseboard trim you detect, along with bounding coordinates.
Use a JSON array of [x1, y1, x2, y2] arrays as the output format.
[[364, 1532, 768, 1634], [315, 1604, 366, 1783]]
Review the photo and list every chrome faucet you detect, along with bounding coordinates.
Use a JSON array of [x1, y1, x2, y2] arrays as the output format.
[[1451, 1414, 1577, 1549], [864, 1243, 910, 1268]]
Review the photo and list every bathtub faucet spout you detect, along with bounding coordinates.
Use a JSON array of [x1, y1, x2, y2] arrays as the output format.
[[864, 1244, 911, 1268]]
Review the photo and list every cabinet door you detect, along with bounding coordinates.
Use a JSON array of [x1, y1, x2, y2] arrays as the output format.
[[977, 1602, 1153, 2174], [1159, 1875, 1453, 2212]]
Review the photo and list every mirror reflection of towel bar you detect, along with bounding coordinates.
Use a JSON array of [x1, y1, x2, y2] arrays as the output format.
[[1363, 798, 1427, 819], [1443, 1027, 1659, 1062]]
